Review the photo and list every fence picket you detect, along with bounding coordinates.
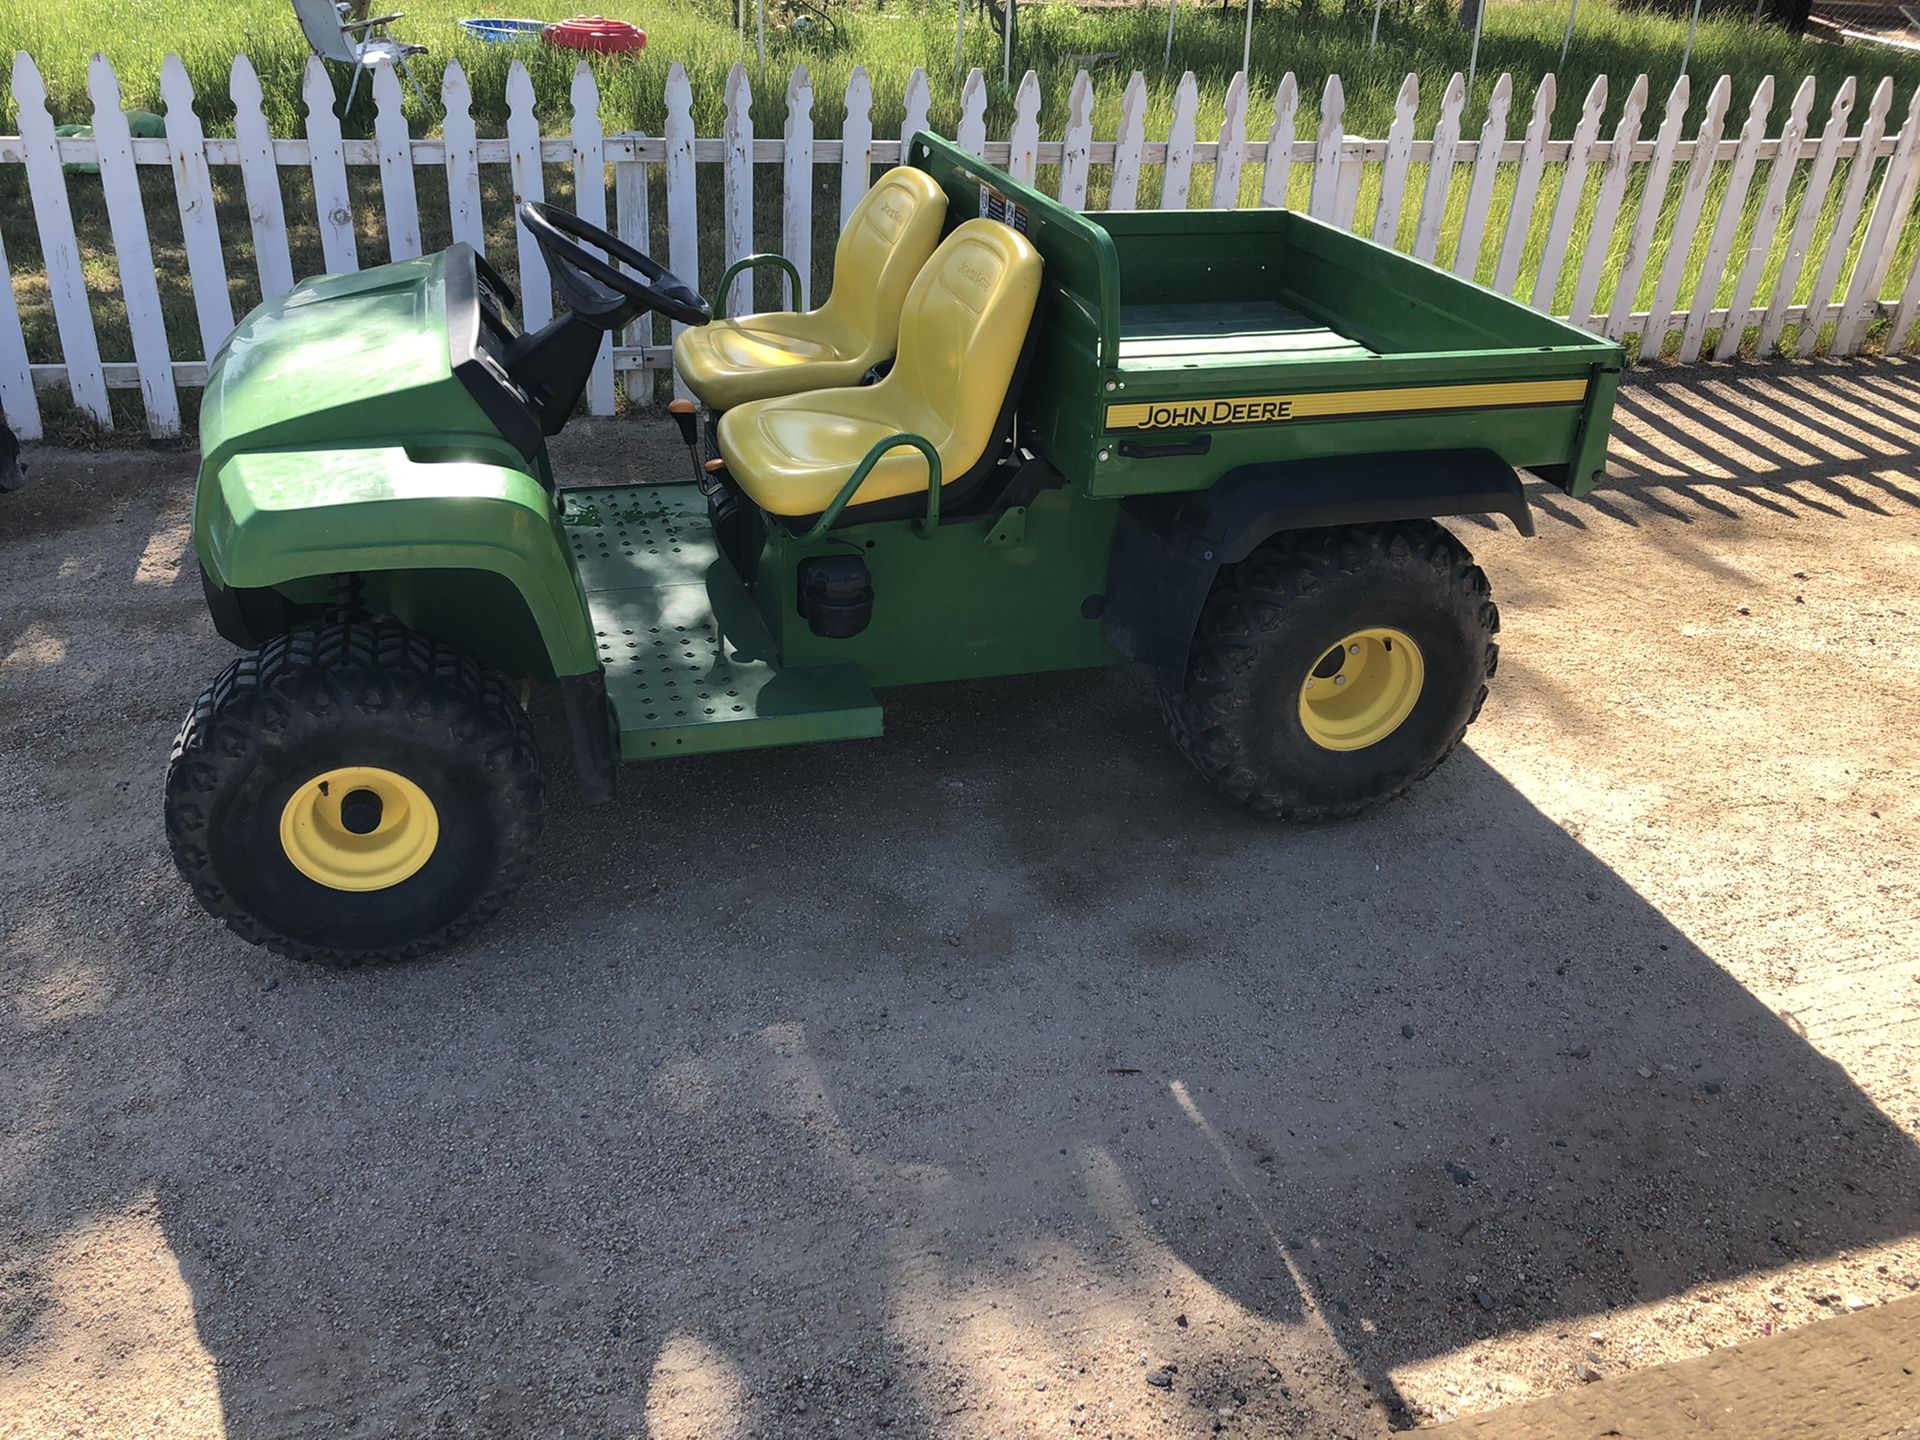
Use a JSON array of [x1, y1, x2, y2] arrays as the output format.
[[159, 56, 234, 365], [614, 152, 651, 401], [1260, 73, 1299, 209], [1009, 70, 1042, 184], [957, 68, 988, 156], [0, 221, 40, 438], [90, 55, 179, 434], [1494, 76, 1556, 295], [1836, 85, 1920, 354], [1681, 77, 1772, 362], [1372, 73, 1419, 245], [303, 57, 357, 274], [782, 65, 815, 308], [1162, 71, 1199, 209], [1886, 227, 1920, 352], [1759, 79, 1854, 356], [1568, 74, 1646, 332], [12, 55, 109, 420], [1800, 77, 1895, 356], [373, 67, 421, 261], [722, 64, 753, 317], [1726, 77, 1814, 359], [506, 61, 550, 330], [1309, 75, 1345, 221], [1605, 75, 1688, 341], [442, 61, 485, 253], [1644, 75, 1731, 356], [231, 55, 294, 302], [1110, 72, 1148, 211], [1532, 75, 1605, 311], [840, 66, 873, 225], [664, 63, 699, 401], [900, 66, 931, 156], [1211, 71, 1248, 210], [570, 62, 614, 415], [1413, 72, 1465, 260], [1060, 71, 1095, 209], [1454, 73, 1512, 282]]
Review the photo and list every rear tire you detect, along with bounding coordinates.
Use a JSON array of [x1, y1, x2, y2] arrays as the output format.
[[1159, 520, 1499, 820], [164, 620, 543, 965]]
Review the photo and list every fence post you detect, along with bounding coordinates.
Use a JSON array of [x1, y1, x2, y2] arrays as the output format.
[[1723, 76, 1814, 360], [664, 63, 699, 402], [1645, 75, 1732, 356], [840, 66, 873, 226], [232, 55, 295, 303], [1568, 74, 1648, 333], [12, 53, 110, 421], [1260, 72, 1299, 210], [304, 56, 359, 275], [957, 68, 989, 157], [1110, 72, 1148, 211], [1060, 71, 1095, 210], [784, 65, 815, 308], [1605, 74, 1688, 342], [1413, 72, 1465, 260], [90, 54, 180, 435], [442, 60, 486, 253], [1533, 74, 1606, 312], [1009, 70, 1042, 184], [373, 67, 421, 261], [900, 66, 932, 158], [1454, 72, 1511, 282], [1309, 75, 1345, 220], [0, 221, 41, 439], [722, 63, 754, 317], [506, 60, 550, 330], [614, 138, 653, 403], [1211, 71, 1249, 210], [1494, 74, 1556, 295], [1799, 77, 1894, 356], [570, 61, 614, 415], [161, 54, 234, 362], [1681, 75, 1772, 362], [1758, 78, 1853, 356], [1372, 73, 1419, 245], [1836, 84, 1920, 355]]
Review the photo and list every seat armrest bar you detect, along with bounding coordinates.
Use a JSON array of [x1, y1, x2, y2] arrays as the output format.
[[711, 254, 803, 319], [797, 433, 942, 543], [343, 11, 405, 27]]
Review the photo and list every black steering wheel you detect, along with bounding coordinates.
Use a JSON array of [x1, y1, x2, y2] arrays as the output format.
[[517, 200, 711, 329]]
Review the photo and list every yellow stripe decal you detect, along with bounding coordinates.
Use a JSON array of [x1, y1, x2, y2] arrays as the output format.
[[1104, 378, 1590, 431]]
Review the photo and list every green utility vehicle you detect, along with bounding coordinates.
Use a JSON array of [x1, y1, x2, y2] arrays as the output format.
[[165, 135, 1621, 964]]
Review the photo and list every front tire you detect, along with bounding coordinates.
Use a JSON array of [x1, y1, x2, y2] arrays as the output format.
[[1159, 520, 1499, 820], [164, 621, 544, 965]]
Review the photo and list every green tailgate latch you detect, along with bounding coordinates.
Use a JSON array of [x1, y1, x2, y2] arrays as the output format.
[[985, 507, 1027, 547]]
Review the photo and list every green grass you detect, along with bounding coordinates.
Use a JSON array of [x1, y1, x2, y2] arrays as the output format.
[[4, 0, 1920, 435]]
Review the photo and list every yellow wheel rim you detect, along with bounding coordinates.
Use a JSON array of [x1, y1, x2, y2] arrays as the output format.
[[1298, 628, 1425, 752], [278, 766, 440, 893]]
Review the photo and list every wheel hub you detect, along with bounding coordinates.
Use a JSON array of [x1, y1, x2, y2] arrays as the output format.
[[1298, 628, 1425, 752], [279, 766, 440, 892]]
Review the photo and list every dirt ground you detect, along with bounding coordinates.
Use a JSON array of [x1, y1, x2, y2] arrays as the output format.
[[3, 359, 1919, 1440]]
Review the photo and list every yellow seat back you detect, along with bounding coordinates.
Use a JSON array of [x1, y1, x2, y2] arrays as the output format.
[[816, 167, 949, 357], [881, 218, 1043, 469]]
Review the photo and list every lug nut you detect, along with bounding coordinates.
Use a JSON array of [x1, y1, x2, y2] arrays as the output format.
[[1334, 675, 1347, 686]]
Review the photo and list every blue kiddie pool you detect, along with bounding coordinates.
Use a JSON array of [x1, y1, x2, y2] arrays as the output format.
[[458, 17, 547, 41]]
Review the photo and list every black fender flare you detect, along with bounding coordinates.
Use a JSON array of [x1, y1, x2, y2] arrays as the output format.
[[1100, 449, 1531, 685]]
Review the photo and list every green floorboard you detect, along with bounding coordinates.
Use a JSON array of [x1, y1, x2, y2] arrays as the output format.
[[562, 484, 882, 759]]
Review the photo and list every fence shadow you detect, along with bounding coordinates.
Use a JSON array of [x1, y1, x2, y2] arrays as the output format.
[[7, 643, 1919, 1433], [1554, 358, 1920, 527]]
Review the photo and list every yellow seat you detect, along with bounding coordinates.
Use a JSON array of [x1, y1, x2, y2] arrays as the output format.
[[718, 219, 1043, 521], [671, 167, 948, 411]]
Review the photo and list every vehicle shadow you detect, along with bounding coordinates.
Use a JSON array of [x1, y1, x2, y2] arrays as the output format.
[[9, 652, 1915, 1435]]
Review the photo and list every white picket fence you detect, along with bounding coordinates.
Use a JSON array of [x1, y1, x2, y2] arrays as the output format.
[[5, 51, 1920, 440]]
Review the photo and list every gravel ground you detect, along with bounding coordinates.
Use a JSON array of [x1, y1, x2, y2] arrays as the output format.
[[3, 359, 1918, 1439]]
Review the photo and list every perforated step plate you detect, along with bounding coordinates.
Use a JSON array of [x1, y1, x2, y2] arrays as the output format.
[[562, 484, 881, 759]]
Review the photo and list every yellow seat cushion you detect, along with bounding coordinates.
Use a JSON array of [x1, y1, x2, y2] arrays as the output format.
[[671, 167, 947, 411], [718, 219, 1043, 519]]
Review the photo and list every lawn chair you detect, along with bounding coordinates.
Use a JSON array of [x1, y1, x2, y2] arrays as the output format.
[[293, 0, 429, 112]]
